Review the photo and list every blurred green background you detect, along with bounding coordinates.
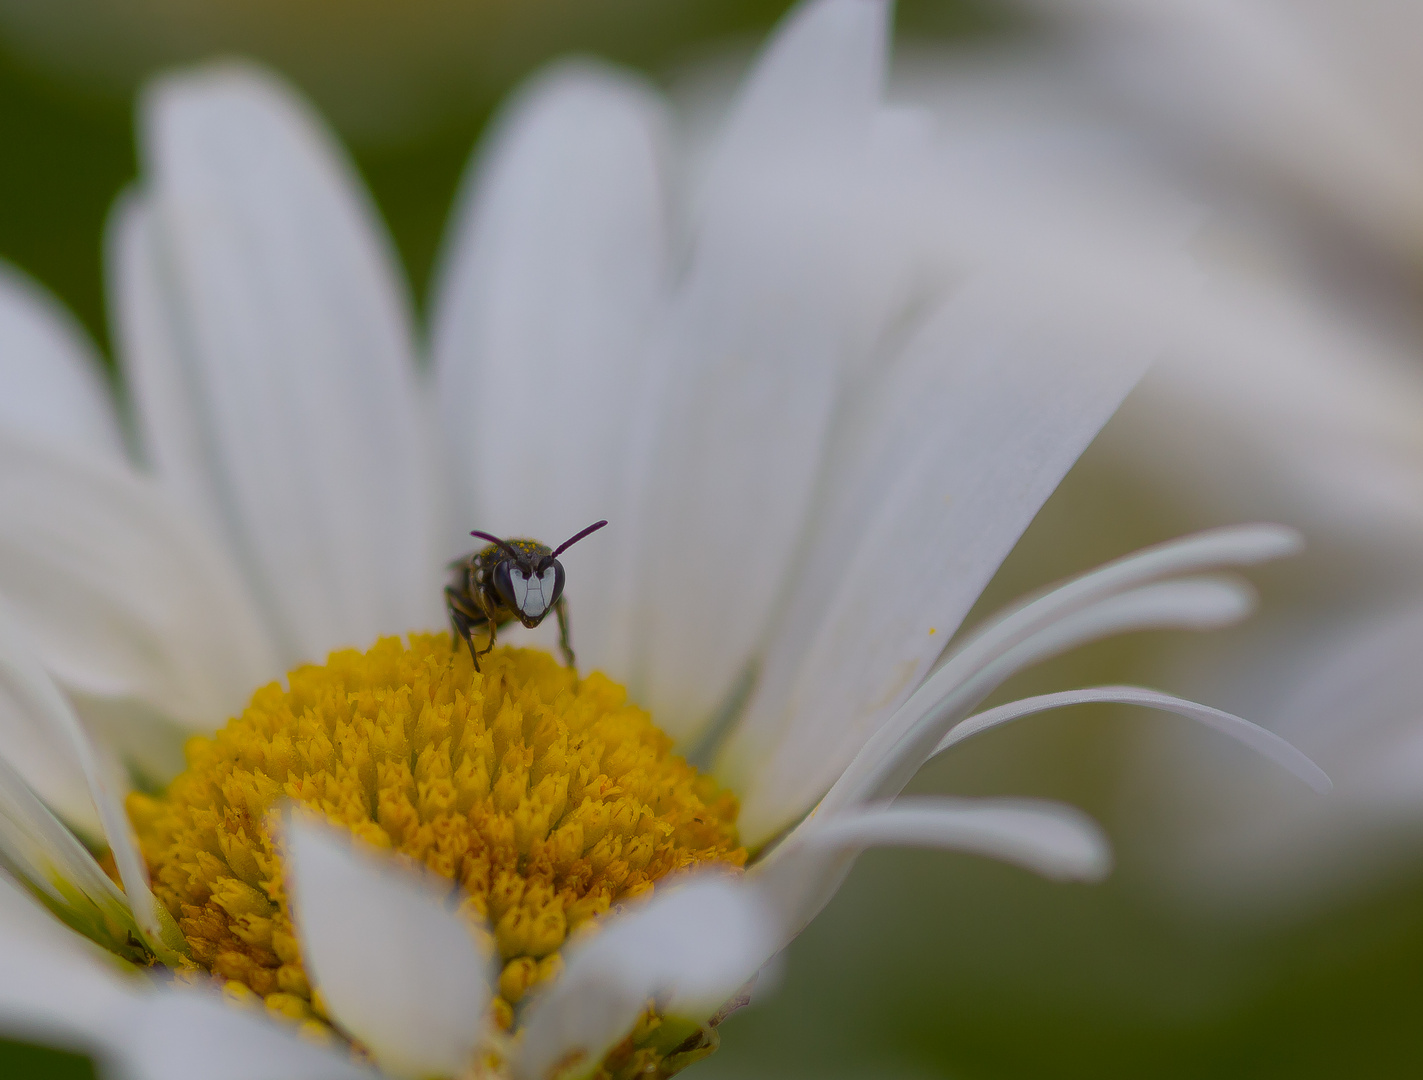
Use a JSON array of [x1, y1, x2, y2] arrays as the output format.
[[1, 0, 1420, 1076]]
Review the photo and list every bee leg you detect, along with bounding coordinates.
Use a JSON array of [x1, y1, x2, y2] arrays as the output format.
[[445, 587, 484, 672], [555, 596, 575, 669], [477, 618, 499, 665], [469, 590, 505, 667]]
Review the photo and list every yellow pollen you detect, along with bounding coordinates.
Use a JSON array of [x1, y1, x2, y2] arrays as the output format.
[[129, 635, 745, 1061]]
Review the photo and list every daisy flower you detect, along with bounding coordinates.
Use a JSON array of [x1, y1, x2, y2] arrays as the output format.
[[0, 0, 1328, 1076]]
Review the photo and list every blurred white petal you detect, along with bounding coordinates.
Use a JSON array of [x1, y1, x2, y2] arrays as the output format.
[[0, 592, 102, 833], [108, 190, 237, 555], [115, 989, 375, 1080], [0, 889, 368, 1078], [430, 63, 668, 674], [1125, 267, 1423, 539], [515, 875, 776, 1080], [0, 429, 277, 730], [0, 871, 138, 1056], [1021, 0, 1423, 253], [284, 814, 491, 1079], [630, 0, 909, 741], [0, 261, 126, 462], [139, 62, 440, 664], [1153, 603, 1423, 911], [703, 0, 887, 179], [0, 753, 145, 954], [720, 268, 1166, 844], [756, 797, 1111, 945], [0, 594, 180, 958]]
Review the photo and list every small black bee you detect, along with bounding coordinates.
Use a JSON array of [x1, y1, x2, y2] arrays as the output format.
[[445, 520, 608, 671]]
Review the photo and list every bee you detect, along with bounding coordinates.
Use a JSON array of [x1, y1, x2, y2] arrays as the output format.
[[445, 520, 608, 671]]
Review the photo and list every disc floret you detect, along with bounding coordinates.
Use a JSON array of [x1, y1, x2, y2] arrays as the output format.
[[129, 636, 745, 1057]]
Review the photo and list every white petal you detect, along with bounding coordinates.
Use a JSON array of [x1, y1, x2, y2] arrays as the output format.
[[0, 876, 364, 1079], [829, 579, 1261, 814], [0, 596, 182, 958], [0, 428, 278, 730], [756, 797, 1111, 942], [515, 875, 776, 1080], [107, 190, 234, 549], [719, 271, 1166, 844], [138, 62, 440, 664], [0, 751, 149, 958], [67, 691, 190, 800], [114, 989, 375, 1080], [0, 261, 126, 462], [935, 685, 1330, 792], [0, 871, 140, 1055], [283, 814, 490, 1079], [930, 527, 1299, 706], [817, 526, 1301, 820], [430, 63, 668, 675], [629, 0, 907, 740], [1025, 0, 1423, 253], [0, 592, 100, 833], [985, 576, 1255, 675], [702, 0, 887, 182]]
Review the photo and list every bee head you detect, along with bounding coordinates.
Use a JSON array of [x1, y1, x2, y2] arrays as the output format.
[[469, 520, 607, 630], [492, 552, 564, 628]]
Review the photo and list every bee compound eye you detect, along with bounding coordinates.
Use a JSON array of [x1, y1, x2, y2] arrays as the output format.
[[492, 560, 517, 609], [549, 561, 566, 605]]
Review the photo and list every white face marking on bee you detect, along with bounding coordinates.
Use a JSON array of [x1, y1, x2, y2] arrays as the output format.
[[509, 566, 558, 619]]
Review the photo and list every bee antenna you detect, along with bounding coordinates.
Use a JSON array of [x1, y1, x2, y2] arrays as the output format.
[[469, 530, 522, 561], [552, 520, 608, 558]]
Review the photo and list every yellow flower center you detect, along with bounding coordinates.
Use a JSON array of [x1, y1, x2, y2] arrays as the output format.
[[128, 635, 744, 1056]]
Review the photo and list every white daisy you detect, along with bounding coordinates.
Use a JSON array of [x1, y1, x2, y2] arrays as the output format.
[[0, 0, 1328, 1076]]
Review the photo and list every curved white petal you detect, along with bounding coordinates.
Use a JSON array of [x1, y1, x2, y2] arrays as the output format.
[[430, 63, 668, 675], [136, 62, 440, 664], [0, 429, 278, 730], [0, 754, 146, 957], [0, 261, 126, 462], [515, 875, 776, 1080], [114, 989, 376, 1080], [284, 814, 491, 1079], [936, 685, 1330, 792], [815, 526, 1301, 822], [957, 526, 1301, 665], [731, 575, 1256, 844], [755, 797, 1111, 943], [720, 269, 1165, 843], [0, 596, 181, 959], [986, 576, 1255, 676], [0, 593, 101, 833], [629, 0, 907, 740], [0, 871, 140, 1055]]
